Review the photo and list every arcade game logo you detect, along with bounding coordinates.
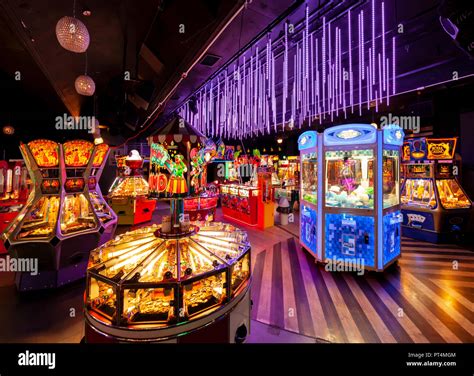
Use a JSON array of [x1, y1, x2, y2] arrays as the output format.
[[426, 138, 456, 159], [407, 213, 426, 226]]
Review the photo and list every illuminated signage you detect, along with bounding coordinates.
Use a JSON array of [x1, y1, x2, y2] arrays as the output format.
[[336, 129, 361, 140], [426, 138, 456, 160]]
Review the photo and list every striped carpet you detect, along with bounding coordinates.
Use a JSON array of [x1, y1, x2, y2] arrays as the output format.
[[251, 234, 474, 343]]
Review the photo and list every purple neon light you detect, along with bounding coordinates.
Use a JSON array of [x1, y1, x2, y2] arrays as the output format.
[[176, 0, 396, 139]]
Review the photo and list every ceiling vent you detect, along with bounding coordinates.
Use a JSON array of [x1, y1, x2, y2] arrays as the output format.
[[200, 54, 221, 67]]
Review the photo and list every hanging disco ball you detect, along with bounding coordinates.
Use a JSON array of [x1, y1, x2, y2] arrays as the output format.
[[75, 75, 95, 96], [56, 16, 90, 53]]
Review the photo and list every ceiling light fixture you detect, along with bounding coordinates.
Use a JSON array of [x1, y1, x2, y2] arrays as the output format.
[[277, 138, 283, 144], [56, 0, 90, 53], [75, 53, 95, 96]]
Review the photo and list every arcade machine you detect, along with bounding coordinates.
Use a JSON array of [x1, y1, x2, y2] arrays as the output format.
[[401, 137, 472, 242], [0, 160, 30, 254], [108, 150, 156, 225], [220, 184, 259, 226], [298, 131, 322, 258], [275, 156, 300, 209], [84, 221, 251, 343], [322, 124, 404, 271], [257, 170, 275, 230], [183, 184, 219, 221], [86, 117, 252, 343], [2, 139, 117, 291]]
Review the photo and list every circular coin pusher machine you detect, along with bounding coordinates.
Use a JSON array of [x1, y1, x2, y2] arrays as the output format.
[[321, 124, 404, 272], [2, 140, 117, 291], [85, 116, 252, 343]]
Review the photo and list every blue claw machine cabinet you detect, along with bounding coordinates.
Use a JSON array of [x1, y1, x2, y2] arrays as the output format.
[[322, 124, 404, 271], [298, 131, 322, 259]]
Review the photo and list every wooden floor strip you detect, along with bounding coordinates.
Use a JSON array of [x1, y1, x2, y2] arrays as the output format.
[[343, 274, 397, 343], [401, 254, 474, 262], [399, 259, 474, 270], [330, 272, 381, 343], [294, 242, 332, 341], [366, 278, 430, 343], [256, 244, 274, 324], [250, 250, 266, 320], [403, 273, 474, 336], [280, 240, 300, 333], [286, 238, 316, 338], [353, 276, 414, 343], [385, 274, 462, 343], [429, 279, 473, 312], [373, 274, 446, 342], [311, 266, 348, 343], [344, 273, 397, 343], [269, 242, 285, 329], [319, 270, 365, 343]]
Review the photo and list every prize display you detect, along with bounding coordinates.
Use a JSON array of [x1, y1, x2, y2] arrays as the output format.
[[2, 139, 117, 290], [401, 137, 472, 242], [108, 150, 156, 225]]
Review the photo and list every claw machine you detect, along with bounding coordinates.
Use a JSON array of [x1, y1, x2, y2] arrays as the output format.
[[2, 139, 117, 291], [401, 137, 472, 243], [322, 124, 404, 272], [298, 131, 322, 258]]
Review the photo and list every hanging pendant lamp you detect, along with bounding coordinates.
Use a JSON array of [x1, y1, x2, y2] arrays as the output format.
[[75, 53, 95, 96], [56, 0, 90, 53]]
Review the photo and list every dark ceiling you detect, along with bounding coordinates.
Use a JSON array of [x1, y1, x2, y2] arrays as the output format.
[[1, 0, 473, 159]]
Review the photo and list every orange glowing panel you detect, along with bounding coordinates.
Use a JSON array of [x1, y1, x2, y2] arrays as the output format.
[[27, 140, 59, 167], [426, 138, 457, 160], [63, 140, 94, 167], [93, 143, 109, 167], [402, 144, 410, 161]]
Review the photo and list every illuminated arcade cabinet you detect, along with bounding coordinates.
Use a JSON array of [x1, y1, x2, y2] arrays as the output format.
[[401, 137, 472, 242], [2, 139, 117, 291]]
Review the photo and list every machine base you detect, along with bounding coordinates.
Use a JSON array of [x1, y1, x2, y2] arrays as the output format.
[[85, 288, 251, 344]]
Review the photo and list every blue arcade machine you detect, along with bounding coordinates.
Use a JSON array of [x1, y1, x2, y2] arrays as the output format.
[[321, 124, 404, 271], [298, 131, 323, 259]]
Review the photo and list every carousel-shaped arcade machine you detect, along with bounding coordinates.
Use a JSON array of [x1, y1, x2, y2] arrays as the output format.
[[85, 116, 252, 343], [108, 150, 156, 225], [2, 139, 117, 291]]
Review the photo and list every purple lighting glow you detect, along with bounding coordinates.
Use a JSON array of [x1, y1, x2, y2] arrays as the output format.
[[177, 0, 397, 139]]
